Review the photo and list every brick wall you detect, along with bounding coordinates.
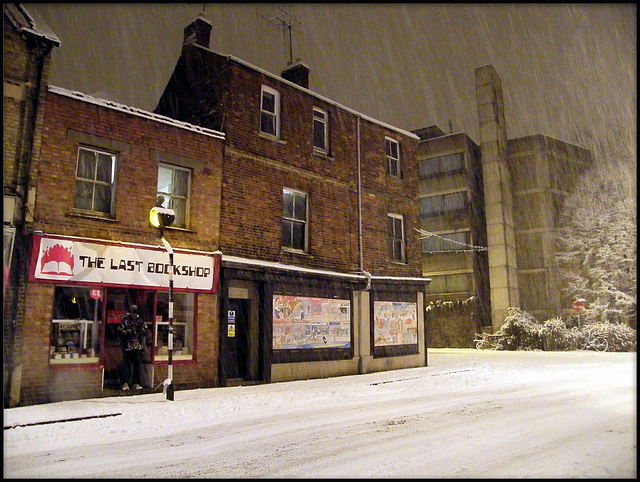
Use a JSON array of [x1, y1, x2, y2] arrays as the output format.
[[219, 61, 422, 278], [33, 91, 224, 251]]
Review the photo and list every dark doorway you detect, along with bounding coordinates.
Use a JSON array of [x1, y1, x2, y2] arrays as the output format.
[[221, 299, 250, 381], [103, 288, 154, 389]]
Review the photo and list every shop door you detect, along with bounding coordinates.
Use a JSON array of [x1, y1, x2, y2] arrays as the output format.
[[221, 299, 249, 380], [103, 288, 154, 389]]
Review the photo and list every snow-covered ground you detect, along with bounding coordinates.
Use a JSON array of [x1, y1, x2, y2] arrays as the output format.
[[3, 348, 636, 478]]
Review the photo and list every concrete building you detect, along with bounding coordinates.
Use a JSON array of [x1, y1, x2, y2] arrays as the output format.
[[415, 66, 594, 347]]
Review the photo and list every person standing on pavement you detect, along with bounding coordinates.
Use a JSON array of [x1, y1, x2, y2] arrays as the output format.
[[118, 304, 149, 390]]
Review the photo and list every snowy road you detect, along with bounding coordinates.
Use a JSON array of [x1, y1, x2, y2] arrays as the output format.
[[3, 349, 636, 478]]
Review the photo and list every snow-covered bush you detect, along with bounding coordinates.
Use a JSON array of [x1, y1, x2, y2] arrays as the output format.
[[475, 308, 637, 351], [539, 317, 576, 351], [498, 307, 544, 350], [581, 321, 637, 352]]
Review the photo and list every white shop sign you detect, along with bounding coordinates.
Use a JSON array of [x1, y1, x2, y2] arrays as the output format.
[[30, 234, 219, 292]]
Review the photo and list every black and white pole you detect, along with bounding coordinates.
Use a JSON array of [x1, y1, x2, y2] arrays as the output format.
[[161, 236, 175, 401], [150, 203, 176, 401]]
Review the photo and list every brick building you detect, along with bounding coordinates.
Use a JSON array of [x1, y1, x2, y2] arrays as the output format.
[[155, 13, 429, 386], [4, 3, 60, 406], [4, 7, 430, 406]]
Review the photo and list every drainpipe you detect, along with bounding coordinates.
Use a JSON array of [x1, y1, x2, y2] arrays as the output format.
[[356, 116, 372, 291]]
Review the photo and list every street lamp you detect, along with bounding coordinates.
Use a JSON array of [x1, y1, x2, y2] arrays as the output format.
[[149, 203, 176, 400]]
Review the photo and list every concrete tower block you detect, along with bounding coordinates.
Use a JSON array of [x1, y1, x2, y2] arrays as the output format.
[[475, 65, 519, 331]]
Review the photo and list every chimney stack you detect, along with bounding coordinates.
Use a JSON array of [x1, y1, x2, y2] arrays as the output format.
[[183, 11, 212, 49], [281, 57, 310, 89]]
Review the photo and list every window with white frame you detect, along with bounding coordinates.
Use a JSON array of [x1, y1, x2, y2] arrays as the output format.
[[260, 85, 280, 137], [385, 137, 401, 177], [282, 188, 308, 252], [388, 213, 406, 262], [157, 163, 191, 228], [313, 107, 329, 152], [73, 146, 116, 216]]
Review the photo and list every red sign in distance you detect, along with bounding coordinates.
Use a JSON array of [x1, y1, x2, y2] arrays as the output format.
[[90, 288, 102, 300], [573, 300, 585, 313]]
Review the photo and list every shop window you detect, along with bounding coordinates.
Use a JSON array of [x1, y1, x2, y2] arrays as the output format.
[[373, 300, 418, 347], [282, 188, 308, 252], [154, 291, 194, 361], [260, 85, 280, 138], [385, 137, 401, 178], [73, 146, 116, 217], [50, 286, 102, 364], [157, 163, 190, 228], [272, 294, 351, 349]]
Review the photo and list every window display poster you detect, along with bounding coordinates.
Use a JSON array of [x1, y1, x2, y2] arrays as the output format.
[[373, 301, 418, 346], [273, 295, 351, 349]]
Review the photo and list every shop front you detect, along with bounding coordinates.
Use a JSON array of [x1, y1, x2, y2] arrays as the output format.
[[20, 233, 220, 404], [218, 256, 428, 387]]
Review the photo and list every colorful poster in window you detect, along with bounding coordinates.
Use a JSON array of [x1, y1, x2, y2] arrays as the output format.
[[273, 295, 351, 349], [373, 301, 418, 346]]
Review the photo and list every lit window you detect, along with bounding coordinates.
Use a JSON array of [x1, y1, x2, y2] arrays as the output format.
[[388, 213, 406, 262], [385, 137, 401, 177], [154, 292, 194, 361], [260, 85, 280, 137], [282, 188, 308, 251], [74, 146, 116, 216], [157, 164, 191, 228], [313, 107, 329, 152], [50, 286, 102, 364]]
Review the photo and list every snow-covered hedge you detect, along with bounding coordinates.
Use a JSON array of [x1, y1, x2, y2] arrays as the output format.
[[475, 307, 637, 352]]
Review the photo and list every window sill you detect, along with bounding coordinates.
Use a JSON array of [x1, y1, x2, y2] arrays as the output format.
[[50, 356, 100, 365], [259, 132, 286, 144], [312, 148, 332, 160], [154, 354, 193, 362], [67, 211, 117, 222], [281, 247, 312, 258]]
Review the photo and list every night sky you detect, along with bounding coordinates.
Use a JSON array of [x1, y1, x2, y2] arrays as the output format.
[[23, 3, 636, 160]]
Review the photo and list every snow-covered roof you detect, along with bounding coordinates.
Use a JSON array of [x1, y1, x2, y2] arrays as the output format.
[[226, 53, 420, 141], [185, 41, 419, 141], [5, 4, 61, 46], [48, 86, 225, 140]]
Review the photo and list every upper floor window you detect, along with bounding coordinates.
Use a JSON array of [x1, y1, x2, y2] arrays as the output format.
[[385, 137, 401, 177], [420, 191, 467, 217], [260, 85, 280, 137], [282, 188, 308, 252], [313, 107, 329, 152], [157, 163, 191, 228], [422, 231, 469, 253], [418, 152, 465, 178], [74, 146, 116, 216], [388, 213, 406, 263]]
